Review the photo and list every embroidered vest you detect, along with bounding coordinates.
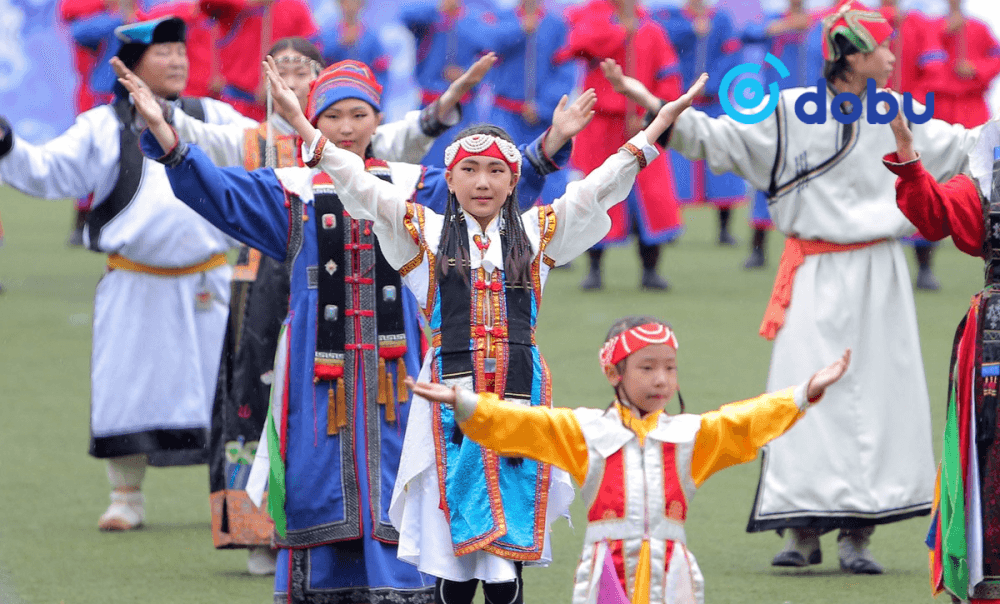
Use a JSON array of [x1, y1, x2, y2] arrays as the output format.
[[277, 160, 410, 547], [428, 206, 558, 560], [86, 97, 205, 252], [575, 407, 701, 604]]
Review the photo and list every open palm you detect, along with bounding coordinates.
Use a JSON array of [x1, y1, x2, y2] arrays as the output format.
[[551, 88, 597, 141]]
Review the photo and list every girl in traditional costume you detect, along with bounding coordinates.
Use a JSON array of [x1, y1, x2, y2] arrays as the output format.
[[272, 51, 710, 601], [113, 36, 479, 575], [121, 52, 578, 603], [406, 316, 851, 604]]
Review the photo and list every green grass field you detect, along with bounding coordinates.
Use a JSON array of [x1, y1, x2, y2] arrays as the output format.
[[0, 189, 979, 603]]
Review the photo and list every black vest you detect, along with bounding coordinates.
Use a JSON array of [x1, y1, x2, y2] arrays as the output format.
[[85, 96, 205, 251]]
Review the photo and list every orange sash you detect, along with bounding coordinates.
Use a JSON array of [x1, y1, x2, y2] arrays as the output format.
[[759, 237, 887, 340]]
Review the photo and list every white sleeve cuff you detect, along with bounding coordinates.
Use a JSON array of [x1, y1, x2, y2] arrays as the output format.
[[300, 129, 324, 165], [627, 131, 660, 165], [454, 387, 479, 423], [793, 383, 810, 410]]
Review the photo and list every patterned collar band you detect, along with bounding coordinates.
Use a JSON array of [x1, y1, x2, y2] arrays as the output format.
[[599, 323, 679, 372], [444, 134, 522, 180]]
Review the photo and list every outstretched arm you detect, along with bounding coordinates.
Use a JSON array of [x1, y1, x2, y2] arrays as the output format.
[[543, 74, 709, 264], [691, 349, 851, 486], [406, 378, 590, 485]]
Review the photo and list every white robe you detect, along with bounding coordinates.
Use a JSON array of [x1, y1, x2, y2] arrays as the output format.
[[0, 97, 252, 461], [669, 87, 981, 528], [307, 131, 658, 581]]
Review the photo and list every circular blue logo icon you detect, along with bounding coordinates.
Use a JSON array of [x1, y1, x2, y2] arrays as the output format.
[[719, 53, 789, 125]]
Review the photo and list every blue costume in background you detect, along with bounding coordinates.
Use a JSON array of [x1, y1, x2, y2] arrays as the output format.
[[318, 24, 391, 92], [138, 127, 561, 602], [485, 5, 576, 206], [401, 2, 487, 166], [655, 6, 747, 209]]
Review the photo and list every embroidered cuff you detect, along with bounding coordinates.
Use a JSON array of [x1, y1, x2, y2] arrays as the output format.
[[623, 131, 659, 168], [524, 127, 566, 176], [0, 116, 13, 159], [149, 125, 189, 168], [454, 387, 480, 423], [882, 151, 923, 176], [303, 134, 327, 169], [420, 98, 461, 137]]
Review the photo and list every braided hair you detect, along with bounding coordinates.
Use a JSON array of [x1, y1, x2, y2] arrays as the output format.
[[435, 124, 534, 288], [603, 315, 685, 415]]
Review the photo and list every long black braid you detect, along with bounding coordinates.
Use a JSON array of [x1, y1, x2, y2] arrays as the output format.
[[602, 315, 684, 431], [435, 124, 533, 289]]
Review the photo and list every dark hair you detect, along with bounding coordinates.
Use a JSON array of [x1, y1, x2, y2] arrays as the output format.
[[435, 124, 533, 289], [823, 34, 861, 83], [268, 37, 324, 69], [603, 315, 685, 414]]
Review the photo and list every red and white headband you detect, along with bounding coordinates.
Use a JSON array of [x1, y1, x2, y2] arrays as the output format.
[[599, 323, 679, 372], [444, 134, 522, 179]]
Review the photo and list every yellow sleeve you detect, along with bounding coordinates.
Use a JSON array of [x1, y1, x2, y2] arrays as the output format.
[[458, 393, 590, 485], [690, 387, 804, 487]]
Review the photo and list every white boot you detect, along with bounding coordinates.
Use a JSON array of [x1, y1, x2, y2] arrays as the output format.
[[838, 526, 883, 574], [247, 546, 278, 575], [98, 490, 145, 531]]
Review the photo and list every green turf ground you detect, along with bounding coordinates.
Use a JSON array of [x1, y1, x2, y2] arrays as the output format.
[[0, 189, 979, 603]]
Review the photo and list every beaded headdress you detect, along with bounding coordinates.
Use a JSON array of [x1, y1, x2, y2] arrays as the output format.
[[444, 133, 522, 179]]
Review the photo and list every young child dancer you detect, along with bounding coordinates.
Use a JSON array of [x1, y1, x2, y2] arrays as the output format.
[[407, 316, 851, 604], [600, 0, 981, 572], [274, 52, 710, 601], [122, 54, 579, 603]]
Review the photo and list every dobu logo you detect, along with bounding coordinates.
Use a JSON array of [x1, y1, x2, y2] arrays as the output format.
[[719, 53, 788, 125], [720, 54, 935, 125]]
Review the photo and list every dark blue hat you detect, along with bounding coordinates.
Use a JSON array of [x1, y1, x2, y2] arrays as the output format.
[[115, 17, 186, 70]]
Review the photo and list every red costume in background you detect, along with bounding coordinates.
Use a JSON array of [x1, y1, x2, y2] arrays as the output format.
[[884, 153, 984, 256], [557, 0, 684, 244], [143, 1, 220, 99], [929, 15, 1000, 128], [200, 0, 318, 120], [879, 6, 946, 105], [59, 0, 118, 112]]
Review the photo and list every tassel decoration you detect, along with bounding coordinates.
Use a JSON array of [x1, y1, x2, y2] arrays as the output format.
[[327, 383, 338, 435], [336, 379, 347, 428], [396, 358, 408, 403]]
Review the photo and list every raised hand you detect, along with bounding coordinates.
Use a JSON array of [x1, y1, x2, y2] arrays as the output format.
[[887, 92, 915, 162], [263, 55, 316, 144], [805, 349, 852, 402], [452, 52, 497, 97], [600, 58, 660, 114], [645, 72, 709, 144], [543, 89, 597, 158], [117, 68, 178, 152], [404, 377, 458, 407]]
